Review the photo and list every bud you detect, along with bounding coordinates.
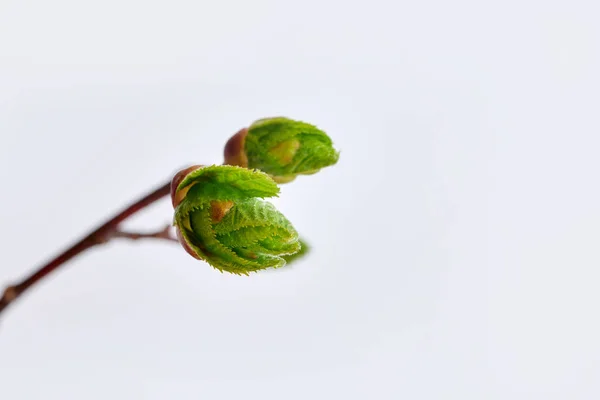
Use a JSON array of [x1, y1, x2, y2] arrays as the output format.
[[224, 117, 339, 183], [171, 165, 300, 274]]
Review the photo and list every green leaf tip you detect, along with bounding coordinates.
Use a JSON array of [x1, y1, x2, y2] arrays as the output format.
[[281, 238, 310, 265], [171, 164, 300, 275], [224, 117, 339, 183]]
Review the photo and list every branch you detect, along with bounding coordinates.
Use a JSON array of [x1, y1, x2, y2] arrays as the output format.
[[0, 180, 173, 316]]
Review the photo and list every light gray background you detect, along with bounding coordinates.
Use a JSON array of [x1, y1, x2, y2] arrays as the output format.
[[1, 0, 599, 399]]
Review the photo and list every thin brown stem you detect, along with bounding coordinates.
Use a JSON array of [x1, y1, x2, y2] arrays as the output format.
[[0, 180, 173, 316], [113, 224, 178, 242]]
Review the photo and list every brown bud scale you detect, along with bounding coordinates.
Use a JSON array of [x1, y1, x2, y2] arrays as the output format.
[[223, 128, 249, 167]]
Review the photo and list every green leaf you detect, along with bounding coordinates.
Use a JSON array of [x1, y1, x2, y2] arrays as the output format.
[[173, 166, 300, 274], [178, 165, 280, 201], [245, 117, 340, 183]]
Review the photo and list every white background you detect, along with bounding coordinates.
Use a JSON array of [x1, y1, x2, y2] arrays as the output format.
[[1, 0, 599, 399]]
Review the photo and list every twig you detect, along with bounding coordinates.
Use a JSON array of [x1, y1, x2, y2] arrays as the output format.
[[113, 224, 178, 242], [0, 180, 172, 316]]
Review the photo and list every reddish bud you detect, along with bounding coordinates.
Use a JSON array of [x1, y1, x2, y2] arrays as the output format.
[[223, 127, 249, 167], [170, 165, 204, 208], [175, 226, 202, 260]]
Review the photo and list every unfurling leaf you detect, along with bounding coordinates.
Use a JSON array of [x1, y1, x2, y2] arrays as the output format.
[[224, 117, 339, 183], [171, 165, 300, 274]]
